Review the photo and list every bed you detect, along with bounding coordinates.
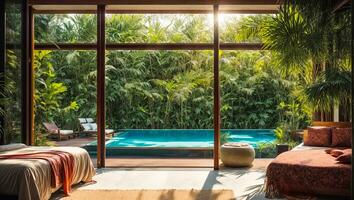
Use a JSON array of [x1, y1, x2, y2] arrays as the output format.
[[265, 143, 351, 198], [0, 143, 96, 200]]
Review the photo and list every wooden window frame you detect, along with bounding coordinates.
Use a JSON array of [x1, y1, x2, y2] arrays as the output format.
[[27, 4, 269, 170]]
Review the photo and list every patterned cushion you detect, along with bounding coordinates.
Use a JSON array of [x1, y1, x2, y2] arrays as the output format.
[[304, 127, 332, 147], [332, 128, 352, 147], [335, 149, 352, 164]]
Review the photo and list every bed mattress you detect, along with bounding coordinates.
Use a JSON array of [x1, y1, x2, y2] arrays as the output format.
[[0, 144, 95, 200], [265, 148, 351, 198]]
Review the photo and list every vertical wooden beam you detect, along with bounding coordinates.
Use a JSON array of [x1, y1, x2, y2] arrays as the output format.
[[0, 0, 5, 145], [213, 4, 220, 170], [28, 5, 35, 145], [351, 1, 353, 198], [21, 0, 29, 144], [21, 1, 34, 145], [97, 4, 106, 168]]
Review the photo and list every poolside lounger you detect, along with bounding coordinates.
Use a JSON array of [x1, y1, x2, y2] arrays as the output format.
[[43, 122, 74, 141], [78, 118, 115, 137]]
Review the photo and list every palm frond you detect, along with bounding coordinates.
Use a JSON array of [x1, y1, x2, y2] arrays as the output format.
[[304, 68, 351, 111]]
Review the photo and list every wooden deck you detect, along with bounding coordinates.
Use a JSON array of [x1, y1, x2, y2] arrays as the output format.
[[53, 137, 272, 168], [53, 137, 96, 147]]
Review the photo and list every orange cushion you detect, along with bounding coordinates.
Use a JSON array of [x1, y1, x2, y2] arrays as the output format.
[[304, 127, 332, 146], [332, 128, 352, 147]]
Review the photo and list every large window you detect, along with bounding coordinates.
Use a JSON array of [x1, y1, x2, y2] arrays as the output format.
[[34, 14, 97, 145], [220, 50, 291, 129], [2, 0, 23, 144], [106, 50, 213, 130], [33, 50, 97, 145]]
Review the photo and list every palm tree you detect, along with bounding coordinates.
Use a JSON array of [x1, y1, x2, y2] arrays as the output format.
[[305, 68, 351, 112], [238, 0, 351, 117]]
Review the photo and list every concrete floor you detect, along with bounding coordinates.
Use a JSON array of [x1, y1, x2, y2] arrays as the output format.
[[86, 168, 271, 200], [52, 160, 277, 200], [52, 138, 276, 199]]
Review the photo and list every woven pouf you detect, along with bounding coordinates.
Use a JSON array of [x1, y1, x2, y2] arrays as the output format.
[[221, 142, 255, 167]]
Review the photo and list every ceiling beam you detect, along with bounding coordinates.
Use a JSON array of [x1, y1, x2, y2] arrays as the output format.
[[34, 43, 264, 50], [32, 9, 277, 14], [29, 0, 279, 6]]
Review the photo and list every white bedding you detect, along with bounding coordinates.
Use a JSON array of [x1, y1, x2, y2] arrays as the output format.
[[0, 144, 95, 200]]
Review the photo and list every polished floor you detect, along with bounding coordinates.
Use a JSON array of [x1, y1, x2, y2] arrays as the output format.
[[51, 163, 274, 200], [52, 137, 275, 199]]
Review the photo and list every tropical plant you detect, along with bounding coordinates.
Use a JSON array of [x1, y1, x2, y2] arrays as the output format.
[[220, 132, 231, 145], [262, 0, 351, 116], [305, 68, 351, 112], [34, 50, 78, 145], [30, 14, 312, 137]]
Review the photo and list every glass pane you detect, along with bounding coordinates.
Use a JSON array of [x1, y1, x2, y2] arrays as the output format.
[[34, 50, 96, 146], [104, 50, 213, 166], [106, 14, 213, 43], [3, 0, 23, 144], [34, 14, 97, 43], [220, 50, 286, 157], [220, 14, 272, 43]]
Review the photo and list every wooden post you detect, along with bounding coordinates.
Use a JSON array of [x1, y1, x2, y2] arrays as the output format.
[[29, 6, 35, 145], [97, 4, 106, 168], [0, 0, 5, 145], [351, 1, 353, 198], [213, 4, 220, 170], [21, 0, 28, 145], [22, 4, 34, 146]]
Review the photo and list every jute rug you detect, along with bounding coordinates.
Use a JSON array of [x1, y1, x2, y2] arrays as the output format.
[[60, 189, 235, 200]]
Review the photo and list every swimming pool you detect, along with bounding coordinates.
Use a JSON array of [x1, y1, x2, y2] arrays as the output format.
[[85, 129, 275, 158]]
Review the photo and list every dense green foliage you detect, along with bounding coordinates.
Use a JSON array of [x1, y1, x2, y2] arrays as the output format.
[[239, 1, 352, 113], [1, 1, 23, 144], [33, 14, 310, 131]]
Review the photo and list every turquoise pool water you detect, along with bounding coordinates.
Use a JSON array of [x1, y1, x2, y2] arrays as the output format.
[[104, 129, 275, 148]]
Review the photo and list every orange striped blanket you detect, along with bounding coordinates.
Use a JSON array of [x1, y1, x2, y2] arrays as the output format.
[[0, 151, 74, 196]]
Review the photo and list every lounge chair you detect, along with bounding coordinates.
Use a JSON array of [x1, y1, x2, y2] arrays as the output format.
[[78, 118, 115, 137], [43, 122, 74, 141]]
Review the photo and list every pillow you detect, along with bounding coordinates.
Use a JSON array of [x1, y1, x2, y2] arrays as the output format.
[[325, 149, 344, 157], [336, 149, 352, 164], [304, 126, 332, 146], [81, 123, 92, 131], [90, 123, 97, 130], [86, 118, 94, 123], [332, 128, 352, 147], [0, 143, 27, 152], [78, 118, 87, 123]]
